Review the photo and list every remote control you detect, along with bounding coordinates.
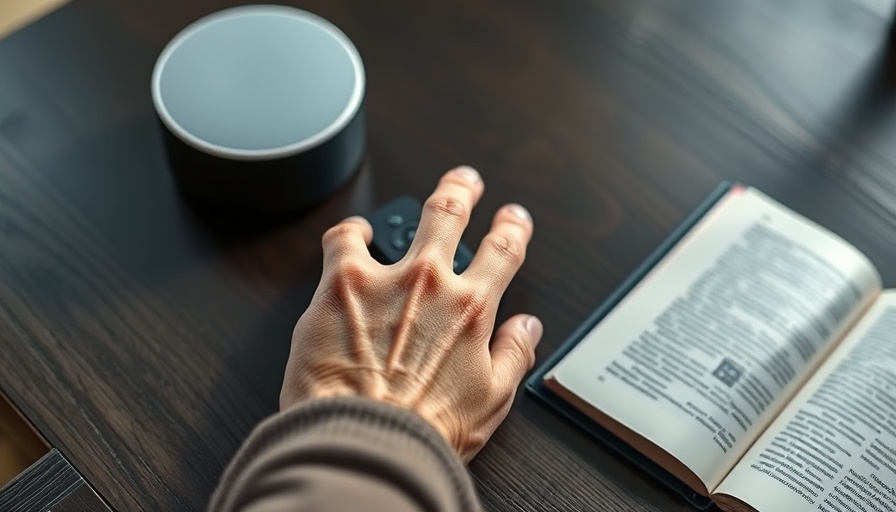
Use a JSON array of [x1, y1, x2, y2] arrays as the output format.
[[365, 196, 474, 273]]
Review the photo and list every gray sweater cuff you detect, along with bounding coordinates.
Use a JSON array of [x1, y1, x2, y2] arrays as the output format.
[[209, 397, 481, 512]]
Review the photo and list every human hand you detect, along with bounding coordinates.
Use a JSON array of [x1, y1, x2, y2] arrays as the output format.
[[279, 166, 542, 462]]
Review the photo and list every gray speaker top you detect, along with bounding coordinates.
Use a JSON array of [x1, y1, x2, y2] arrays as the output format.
[[152, 5, 365, 161]]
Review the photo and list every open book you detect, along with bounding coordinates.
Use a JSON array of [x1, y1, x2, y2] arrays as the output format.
[[527, 184, 896, 512]]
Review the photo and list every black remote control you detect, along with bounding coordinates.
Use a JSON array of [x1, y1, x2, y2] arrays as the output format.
[[365, 196, 474, 273]]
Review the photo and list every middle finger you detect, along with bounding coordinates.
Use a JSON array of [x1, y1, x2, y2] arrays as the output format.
[[408, 166, 485, 264]]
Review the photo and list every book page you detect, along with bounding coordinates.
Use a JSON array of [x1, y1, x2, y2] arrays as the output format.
[[547, 187, 881, 493], [715, 291, 896, 512]]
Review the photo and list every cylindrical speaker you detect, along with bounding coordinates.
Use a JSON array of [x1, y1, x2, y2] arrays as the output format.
[[152, 5, 366, 215]]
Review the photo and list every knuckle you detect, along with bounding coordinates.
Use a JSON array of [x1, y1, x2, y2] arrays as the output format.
[[424, 195, 467, 221], [405, 257, 445, 289], [456, 290, 491, 321], [327, 258, 371, 300], [505, 331, 536, 370], [484, 233, 525, 266], [335, 259, 367, 281], [322, 223, 357, 247]]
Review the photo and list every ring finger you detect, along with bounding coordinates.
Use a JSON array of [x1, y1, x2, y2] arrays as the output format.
[[464, 203, 533, 295]]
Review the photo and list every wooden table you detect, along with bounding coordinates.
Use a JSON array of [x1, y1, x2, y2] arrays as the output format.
[[1, 0, 895, 510]]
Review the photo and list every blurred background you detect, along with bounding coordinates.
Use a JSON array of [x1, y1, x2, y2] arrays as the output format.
[[0, 0, 69, 38], [0, 0, 66, 487]]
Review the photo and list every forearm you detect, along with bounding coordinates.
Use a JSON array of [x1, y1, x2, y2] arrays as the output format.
[[209, 397, 482, 512]]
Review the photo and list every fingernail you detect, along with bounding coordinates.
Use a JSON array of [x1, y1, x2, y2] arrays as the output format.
[[525, 316, 543, 345], [508, 204, 531, 222], [454, 165, 480, 183], [345, 215, 371, 226]]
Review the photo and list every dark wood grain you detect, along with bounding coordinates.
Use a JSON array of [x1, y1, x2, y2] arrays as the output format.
[[49, 485, 114, 512], [1, 0, 896, 510], [0, 449, 111, 511]]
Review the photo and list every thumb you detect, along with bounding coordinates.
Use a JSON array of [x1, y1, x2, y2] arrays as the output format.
[[490, 314, 543, 389]]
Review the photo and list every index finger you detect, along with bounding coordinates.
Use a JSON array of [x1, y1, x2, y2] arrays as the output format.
[[321, 216, 374, 270]]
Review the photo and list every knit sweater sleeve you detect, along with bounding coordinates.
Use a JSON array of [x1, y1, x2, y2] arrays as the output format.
[[208, 397, 483, 512]]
